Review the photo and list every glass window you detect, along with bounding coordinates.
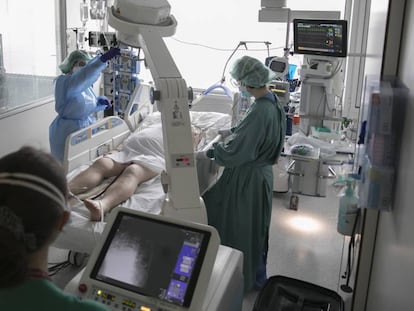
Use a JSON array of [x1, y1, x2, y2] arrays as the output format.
[[0, 0, 346, 115], [162, 0, 346, 89], [0, 0, 57, 114]]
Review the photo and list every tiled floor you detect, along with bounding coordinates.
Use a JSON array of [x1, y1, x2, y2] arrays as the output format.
[[50, 179, 349, 311], [242, 184, 348, 311]]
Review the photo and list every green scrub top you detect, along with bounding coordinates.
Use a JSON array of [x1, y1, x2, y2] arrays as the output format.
[[0, 278, 109, 311], [203, 92, 286, 292]]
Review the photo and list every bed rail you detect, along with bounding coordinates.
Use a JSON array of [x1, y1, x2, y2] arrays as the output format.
[[197, 134, 224, 195], [63, 116, 130, 173], [124, 83, 154, 132], [62, 83, 155, 173]]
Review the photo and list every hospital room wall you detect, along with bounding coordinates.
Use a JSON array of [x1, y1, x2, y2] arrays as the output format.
[[0, 98, 55, 158], [355, 0, 414, 310], [367, 1, 414, 310]]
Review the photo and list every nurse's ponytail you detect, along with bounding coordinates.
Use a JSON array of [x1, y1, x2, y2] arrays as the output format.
[[0, 220, 29, 288]]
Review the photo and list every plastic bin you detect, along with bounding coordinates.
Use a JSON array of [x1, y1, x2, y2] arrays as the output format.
[[253, 275, 344, 311]]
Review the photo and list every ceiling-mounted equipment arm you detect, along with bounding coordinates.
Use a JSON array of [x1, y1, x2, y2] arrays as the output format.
[[108, 2, 206, 224]]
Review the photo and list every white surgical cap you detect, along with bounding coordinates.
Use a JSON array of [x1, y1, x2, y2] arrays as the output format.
[[230, 55, 276, 88]]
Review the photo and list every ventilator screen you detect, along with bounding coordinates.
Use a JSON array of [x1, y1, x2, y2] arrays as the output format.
[[90, 211, 211, 307]]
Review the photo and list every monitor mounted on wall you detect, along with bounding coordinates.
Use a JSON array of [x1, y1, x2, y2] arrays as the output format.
[[293, 19, 348, 58]]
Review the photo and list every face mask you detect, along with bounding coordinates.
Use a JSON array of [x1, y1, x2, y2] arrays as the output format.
[[71, 66, 82, 73], [239, 86, 251, 98]]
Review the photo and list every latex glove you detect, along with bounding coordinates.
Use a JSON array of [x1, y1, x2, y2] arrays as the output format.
[[218, 128, 232, 139], [96, 96, 112, 110], [100, 47, 121, 62]]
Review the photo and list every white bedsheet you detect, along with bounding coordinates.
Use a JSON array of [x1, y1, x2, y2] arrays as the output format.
[[136, 111, 231, 150], [107, 122, 165, 174], [53, 110, 231, 254]]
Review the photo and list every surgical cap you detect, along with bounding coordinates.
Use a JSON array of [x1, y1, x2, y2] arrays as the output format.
[[59, 50, 91, 74], [230, 55, 277, 88]]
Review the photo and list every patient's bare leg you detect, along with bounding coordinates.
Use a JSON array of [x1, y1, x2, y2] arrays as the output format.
[[69, 157, 127, 195], [83, 163, 158, 221]]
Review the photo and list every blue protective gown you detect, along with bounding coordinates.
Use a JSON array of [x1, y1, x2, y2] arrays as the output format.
[[203, 92, 286, 292], [49, 56, 107, 163]]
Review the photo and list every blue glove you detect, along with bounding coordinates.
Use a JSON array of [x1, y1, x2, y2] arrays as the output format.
[[100, 47, 121, 62], [97, 96, 112, 110]]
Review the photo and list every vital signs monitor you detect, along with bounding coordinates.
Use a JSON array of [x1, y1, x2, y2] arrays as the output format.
[[76, 207, 220, 311], [293, 19, 348, 58]]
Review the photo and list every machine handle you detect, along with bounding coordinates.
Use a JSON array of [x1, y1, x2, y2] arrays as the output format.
[[322, 159, 344, 165], [319, 166, 337, 179], [286, 161, 336, 179], [287, 160, 305, 177]]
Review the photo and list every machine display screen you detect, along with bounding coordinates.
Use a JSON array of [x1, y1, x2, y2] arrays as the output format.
[[90, 211, 211, 307], [293, 19, 348, 58]]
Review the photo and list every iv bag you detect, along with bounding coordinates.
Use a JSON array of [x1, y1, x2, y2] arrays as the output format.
[[80, 2, 89, 24]]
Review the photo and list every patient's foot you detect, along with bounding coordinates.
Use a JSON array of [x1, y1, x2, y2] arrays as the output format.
[[83, 199, 104, 221]]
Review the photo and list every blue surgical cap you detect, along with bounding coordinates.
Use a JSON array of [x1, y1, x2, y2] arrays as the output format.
[[230, 55, 277, 88], [59, 50, 91, 74]]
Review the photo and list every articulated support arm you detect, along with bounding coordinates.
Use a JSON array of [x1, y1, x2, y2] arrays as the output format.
[[108, 6, 206, 224]]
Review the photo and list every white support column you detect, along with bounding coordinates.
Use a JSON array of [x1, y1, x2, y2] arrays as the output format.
[[108, 7, 206, 224]]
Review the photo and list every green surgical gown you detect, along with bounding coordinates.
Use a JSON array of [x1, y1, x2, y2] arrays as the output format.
[[0, 278, 109, 310], [203, 92, 286, 292]]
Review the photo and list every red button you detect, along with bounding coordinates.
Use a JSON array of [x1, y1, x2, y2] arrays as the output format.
[[78, 283, 88, 293]]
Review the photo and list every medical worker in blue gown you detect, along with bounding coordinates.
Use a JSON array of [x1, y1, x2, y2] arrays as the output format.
[[49, 48, 120, 163], [200, 56, 286, 292]]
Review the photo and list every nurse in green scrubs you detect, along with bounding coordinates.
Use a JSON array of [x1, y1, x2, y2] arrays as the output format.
[[202, 55, 286, 292], [0, 147, 109, 311]]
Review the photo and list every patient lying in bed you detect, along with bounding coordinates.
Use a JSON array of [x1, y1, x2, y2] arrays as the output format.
[[54, 111, 230, 253], [69, 122, 202, 221]]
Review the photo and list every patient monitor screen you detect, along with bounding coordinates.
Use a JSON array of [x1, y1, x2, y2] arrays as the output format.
[[293, 19, 348, 58], [90, 211, 211, 307]]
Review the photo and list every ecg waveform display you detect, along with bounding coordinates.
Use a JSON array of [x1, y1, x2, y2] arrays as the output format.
[[293, 19, 348, 57]]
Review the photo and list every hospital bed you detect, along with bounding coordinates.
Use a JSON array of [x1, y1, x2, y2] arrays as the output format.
[[54, 84, 235, 254]]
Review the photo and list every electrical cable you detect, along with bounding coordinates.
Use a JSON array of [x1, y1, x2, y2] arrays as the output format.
[[340, 208, 361, 293], [48, 250, 89, 277], [313, 89, 328, 117], [90, 168, 125, 200], [48, 260, 71, 277], [169, 37, 285, 53]]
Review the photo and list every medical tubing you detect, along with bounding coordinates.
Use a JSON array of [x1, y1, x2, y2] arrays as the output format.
[[202, 83, 233, 98], [220, 42, 245, 83], [90, 169, 124, 200]]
